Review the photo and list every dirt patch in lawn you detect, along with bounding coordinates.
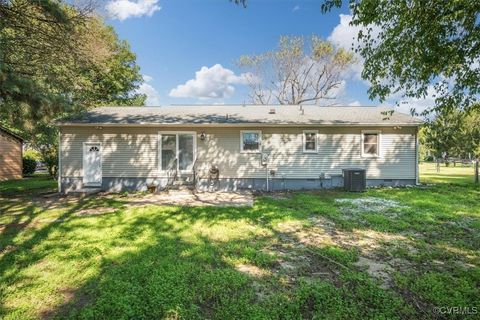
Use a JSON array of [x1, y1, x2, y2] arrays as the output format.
[[335, 197, 408, 218], [354, 257, 394, 289], [121, 190, 254, 207], [235, 263, 271, 278], [268, 216, 414, 288]]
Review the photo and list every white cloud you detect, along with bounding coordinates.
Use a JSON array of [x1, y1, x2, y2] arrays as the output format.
[[329, 13, 441, 118], [169, 64, 250, 100], [105, 0, 161, 21], [328, 14, 358, 50], [379, 85, 438, 119], [142, 75, 153, 82], [137, 75, 160, 106], [395, 87, 437, 116], [292, 5, 300, 12], [348, 100, 362, 106], [328, 14, 380, 81]]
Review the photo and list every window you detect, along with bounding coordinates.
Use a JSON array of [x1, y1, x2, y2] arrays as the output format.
[[240, 130, 261, 153], [362, 131, 380, 157], [303, 130, 318, 153], [158, 132, 196, 172]]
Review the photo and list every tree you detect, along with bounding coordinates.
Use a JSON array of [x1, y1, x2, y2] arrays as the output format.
[[1, 0, 90, 115], [235, 1, 479, 113], [423, 110, 464, 160], [1, 1, 145, 121], [0, 0, 146, 177], [423, 105, 480, 181], [237, 36, 355, 105], [319, 0, 480, 115]]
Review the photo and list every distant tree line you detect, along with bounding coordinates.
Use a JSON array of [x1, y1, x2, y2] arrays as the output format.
[[421, 106, 480, 183], [422, 106, 480, 161]]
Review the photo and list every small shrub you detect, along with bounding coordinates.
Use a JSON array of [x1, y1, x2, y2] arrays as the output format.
[[23, 149, 42, 161], [22, 156, 37, 175]]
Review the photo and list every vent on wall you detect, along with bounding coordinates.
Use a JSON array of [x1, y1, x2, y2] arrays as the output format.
[[269, 108, 276, 114]]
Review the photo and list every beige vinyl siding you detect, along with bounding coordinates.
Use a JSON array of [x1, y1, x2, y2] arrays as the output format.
[[61, 128, 158, 177], [60, 126, 417, 180]]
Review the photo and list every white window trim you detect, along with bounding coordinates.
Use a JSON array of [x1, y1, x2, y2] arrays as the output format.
[[303, 130, 318, 153], [361, 130, 381, 158], [82, 142, 102, 187], [158, 131, 197, 175], [240, 130, 262, 153]]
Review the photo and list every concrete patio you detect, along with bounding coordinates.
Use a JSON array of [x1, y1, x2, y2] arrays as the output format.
[[117, 189, 254, 207]]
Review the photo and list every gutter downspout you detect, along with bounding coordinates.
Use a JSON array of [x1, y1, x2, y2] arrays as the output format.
[[415, 128, 419, 185], [58, 130, 62, 193]]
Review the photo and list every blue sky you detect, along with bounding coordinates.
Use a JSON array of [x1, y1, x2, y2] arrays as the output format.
[[104, 0, 384, 107]]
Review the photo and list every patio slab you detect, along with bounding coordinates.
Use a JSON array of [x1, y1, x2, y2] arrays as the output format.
[[121, 190, 254, 207]]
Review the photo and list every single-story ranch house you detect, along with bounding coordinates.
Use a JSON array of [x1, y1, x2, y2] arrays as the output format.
[[57, 105, 423, 193]]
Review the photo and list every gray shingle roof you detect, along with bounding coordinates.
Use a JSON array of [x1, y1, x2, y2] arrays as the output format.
[[57, 105, 423, 126]]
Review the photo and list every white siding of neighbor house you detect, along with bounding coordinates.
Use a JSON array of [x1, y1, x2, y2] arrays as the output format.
[[60, 126, 417, 180]]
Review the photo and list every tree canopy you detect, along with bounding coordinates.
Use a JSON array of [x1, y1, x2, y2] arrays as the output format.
[[0, 0, 145, 127], [235, 0, 479, 114], [320, 0, 480, 115], [238, 36, 355, 105], [423, 105, 480, 159], [1, 0, 146, 176]]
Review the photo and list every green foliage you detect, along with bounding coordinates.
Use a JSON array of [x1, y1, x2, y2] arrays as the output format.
[[0, 1, 146, 118], [320, 0, 480, 114], [22, 155, 37, 175], [396, 270, 480, 317], [0, 0, 147, 177], [0, 168, 479, 319], [23, 150, 42, 162], [423, 106, 480, 159]]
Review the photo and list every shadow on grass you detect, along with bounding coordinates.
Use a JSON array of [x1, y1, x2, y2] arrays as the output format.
[[1, 185, 479, 319], [42, 204, 408, 320], [0, 195, 130, 317]]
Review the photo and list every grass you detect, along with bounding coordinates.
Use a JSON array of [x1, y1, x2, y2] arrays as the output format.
[[0, 174, 56, 195], [420, 161, 478, 185], [0, 169, 478, 319]]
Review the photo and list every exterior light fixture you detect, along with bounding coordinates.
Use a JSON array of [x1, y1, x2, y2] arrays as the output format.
[[200, 131, 206, 141]]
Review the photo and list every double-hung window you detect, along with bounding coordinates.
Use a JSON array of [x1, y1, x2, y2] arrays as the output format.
[[240, 130, 262, 153], [362, 130, 381, 157], [303, 130, 318, 153]]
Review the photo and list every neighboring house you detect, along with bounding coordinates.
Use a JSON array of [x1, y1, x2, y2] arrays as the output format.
[[0, 126, 24, 181], [57, 105, 423, 193]]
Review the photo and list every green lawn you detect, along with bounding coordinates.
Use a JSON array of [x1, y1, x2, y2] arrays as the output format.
[[0, 174, 57, 195], [420, 161, 478, 185], [0, 170, 479, 319]]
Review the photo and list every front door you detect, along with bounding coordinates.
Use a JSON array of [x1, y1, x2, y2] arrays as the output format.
[[83, 143, 102, 186], [159, 132, 196, 175]]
